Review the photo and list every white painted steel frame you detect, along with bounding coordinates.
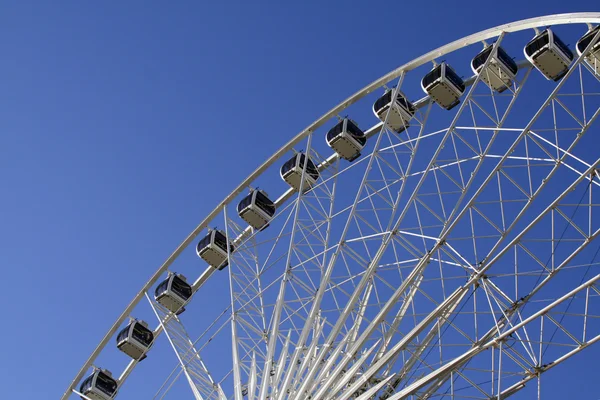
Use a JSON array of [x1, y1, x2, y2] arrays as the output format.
[[304, 35, 533, 400], [147, 293, 225, 400], [385, 273, 600, 400], [62, 12, 600, 400]]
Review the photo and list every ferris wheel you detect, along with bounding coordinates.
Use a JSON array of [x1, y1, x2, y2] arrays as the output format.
[[63, 12, 600, 400]]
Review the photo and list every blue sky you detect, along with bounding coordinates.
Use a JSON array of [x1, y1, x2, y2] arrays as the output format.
[[2, 1, 600, 399]]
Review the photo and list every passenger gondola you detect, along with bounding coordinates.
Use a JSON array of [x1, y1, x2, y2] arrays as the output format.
[[237, 189, 276, 230], [116, 320, 154, 361], [326, 117, 366, 161], [576, 25, 600, 76], [155, 272, 192, 314], [524, 29, 573, 81], [280, 153, 320, 191], [372, 89, 415, 133], [197, 230, 234, 270], [421, 62, 465, 110], [79, 369, 118, 400], [471, 45, 518, 92]]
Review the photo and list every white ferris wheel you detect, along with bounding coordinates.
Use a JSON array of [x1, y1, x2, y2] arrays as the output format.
[[63, 12, 600, 400]]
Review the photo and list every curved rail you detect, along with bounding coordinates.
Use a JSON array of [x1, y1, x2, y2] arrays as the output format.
[[62, 12, 600, 399]]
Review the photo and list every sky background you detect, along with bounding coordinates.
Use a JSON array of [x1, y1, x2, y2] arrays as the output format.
[[2, 1, 600, 399]]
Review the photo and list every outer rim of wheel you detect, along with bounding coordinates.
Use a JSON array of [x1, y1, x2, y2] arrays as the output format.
[[62, 12, 600, 399]]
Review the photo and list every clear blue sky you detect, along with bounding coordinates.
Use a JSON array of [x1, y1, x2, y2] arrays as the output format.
[[1, 1, 599, 399]]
